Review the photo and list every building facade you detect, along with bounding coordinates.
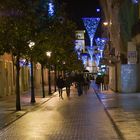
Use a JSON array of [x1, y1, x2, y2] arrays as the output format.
[[100, 0, 140, 92]]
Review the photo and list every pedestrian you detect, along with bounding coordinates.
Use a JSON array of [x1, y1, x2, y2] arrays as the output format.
[[75, 72, 84, 96], [92, 75, 95, 81], [95, 74, 103, 91], [56, 75, 65, 99], [65, 74, 72, 99], [83, 76, 90, 94], [103, 74, 109, 90]]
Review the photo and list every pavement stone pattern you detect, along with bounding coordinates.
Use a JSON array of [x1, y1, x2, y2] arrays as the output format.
[[96, 91, 140, 140], [0, 87, 56, 130], [0, 85, 120, 140]]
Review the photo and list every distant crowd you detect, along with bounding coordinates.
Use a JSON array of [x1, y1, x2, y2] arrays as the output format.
[[56, 72, 109, 99]]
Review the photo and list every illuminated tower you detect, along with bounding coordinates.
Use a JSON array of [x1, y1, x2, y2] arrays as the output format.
[[75, 30, 86, 52], [82, 17, 100, 46]]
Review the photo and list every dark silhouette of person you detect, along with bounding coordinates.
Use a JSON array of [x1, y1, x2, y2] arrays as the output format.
[[75, 73, 84, 96], [56, 75, 65, 99], [95, 74, 103, 91], [65, 74, 72, 99]]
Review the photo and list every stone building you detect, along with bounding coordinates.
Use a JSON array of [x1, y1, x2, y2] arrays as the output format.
[[100, 0, 140, 92]]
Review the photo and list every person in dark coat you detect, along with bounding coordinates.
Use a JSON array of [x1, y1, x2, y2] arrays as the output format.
[[56, 75, 65, 99], [65, 75, 72, 99], [83, 76, 90, 93], [75, 73, 84, 96], [95, 75, 103, 90], [103, 74, 109, 90]]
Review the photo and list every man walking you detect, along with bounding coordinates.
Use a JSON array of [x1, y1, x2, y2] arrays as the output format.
[[56, 75, 65, 99]]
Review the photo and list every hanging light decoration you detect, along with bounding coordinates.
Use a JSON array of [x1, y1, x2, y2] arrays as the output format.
[[81, 53, 88, 66], [82, 17, 100, 46], [95, 38, 107, 58]]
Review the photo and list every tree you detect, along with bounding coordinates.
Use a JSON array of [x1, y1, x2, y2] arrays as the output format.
[[0, 0, 40, 110]]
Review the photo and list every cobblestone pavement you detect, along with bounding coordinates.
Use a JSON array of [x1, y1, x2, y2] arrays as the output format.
[[0, 86, 120, 140], [0, 86, 56, 130], [93, 83, 140, 140]]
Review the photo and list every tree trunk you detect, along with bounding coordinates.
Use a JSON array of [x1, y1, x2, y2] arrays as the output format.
[[48, 65, 51, 95], [16, 55, 21, 111], [12, 55, 15, 86], [41, 64, 45, 98], [30, 59, 36, 103], [54, 65, 57, 92]]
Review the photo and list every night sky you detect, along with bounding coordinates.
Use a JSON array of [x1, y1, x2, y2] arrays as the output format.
[[58, 0, 101, 27], [58, 0, 102, 45]]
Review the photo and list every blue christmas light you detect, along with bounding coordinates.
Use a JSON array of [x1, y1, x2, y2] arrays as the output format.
[[132, 0, 139, 3], [87, 46, 94, 61], [82, 17, 100, 46], [95, 38, 107, 58], [95, 54, 101, 66], [95, 38, 107, 50], [77, 51, 81, 60], [81, 53, 88, 66], [48, 0, 54, 17], [96, 8, 100, 12]]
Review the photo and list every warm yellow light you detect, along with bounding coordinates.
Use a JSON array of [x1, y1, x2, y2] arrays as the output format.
[[46, 51, 52, 58], [103, 22, 108, 26], [28, 41, 35, 49]]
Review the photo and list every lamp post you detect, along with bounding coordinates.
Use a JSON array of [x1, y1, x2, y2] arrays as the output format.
[[62, 61, 66, 78], [29, 41, 36, 103], [46, 51, 52, 95]]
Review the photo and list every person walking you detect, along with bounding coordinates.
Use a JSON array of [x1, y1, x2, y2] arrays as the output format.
[[95, 74, 103, 91], [65, 74, 72, 99], [56, 75, 65, 99], [75, 72, 84, 96], [83, 76, 90, 94], [103, 74, 109, 90]]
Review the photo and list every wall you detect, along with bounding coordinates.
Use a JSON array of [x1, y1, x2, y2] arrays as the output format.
[[0, 60, 14, 97], [120, 64, 140, 92], [109, 66, 116, 91]]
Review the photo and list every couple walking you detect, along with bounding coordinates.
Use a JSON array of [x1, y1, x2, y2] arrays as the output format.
[[56, 75, 71, 99]]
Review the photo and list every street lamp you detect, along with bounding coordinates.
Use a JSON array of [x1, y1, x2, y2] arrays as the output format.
[[46, 51, 52, 58], [28, 41, 36, 103], [46, 51, 52, 95], [29, 41, 35, 48]]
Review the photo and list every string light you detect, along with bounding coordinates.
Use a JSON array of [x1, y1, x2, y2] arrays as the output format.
[[81, 54, 88, 66], [82, 17, 100, 46], [95, 38, 107, 50], [86, 46, 94, 61], [48, 0, 55, 17]]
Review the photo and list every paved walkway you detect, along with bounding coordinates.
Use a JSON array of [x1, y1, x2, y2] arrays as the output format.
[[0, 86, 57, 130], [92, 82, 140, 140], [0, 84, 120, 140]]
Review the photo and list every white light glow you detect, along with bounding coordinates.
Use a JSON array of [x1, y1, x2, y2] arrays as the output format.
[[46, 51, 52, 57], [48, 1, 54, 17]]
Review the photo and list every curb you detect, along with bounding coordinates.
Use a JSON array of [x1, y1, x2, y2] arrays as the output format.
[[0, 91, 58, 132], [93, 88, 124, 140]]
